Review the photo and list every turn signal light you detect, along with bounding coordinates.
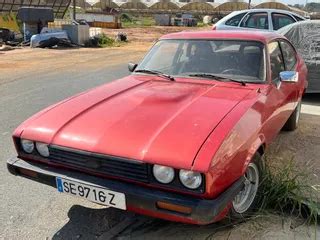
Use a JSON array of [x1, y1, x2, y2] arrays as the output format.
[[19, 168, 38, 178], [156, 201, 192, 214]]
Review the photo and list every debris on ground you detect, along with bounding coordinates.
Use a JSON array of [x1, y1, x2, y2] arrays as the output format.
[[0, 44, 15, 51], [30, 28, 71, 48], [4, 40, 20, 47], [0, 27, 15, 43], [115, 32, 127, 42]]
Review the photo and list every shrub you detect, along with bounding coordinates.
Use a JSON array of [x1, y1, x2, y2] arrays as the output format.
[[121, 13, 132, 23], [97, 33, 114, 47], [85, 33, 116, 48]]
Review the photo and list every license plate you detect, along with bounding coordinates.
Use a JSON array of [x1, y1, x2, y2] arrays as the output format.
[[56, 177, 126, 210]]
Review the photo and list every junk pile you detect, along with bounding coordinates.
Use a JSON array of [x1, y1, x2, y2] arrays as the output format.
[[1, 7, 108, 50], [0, 27, 21, 47], [278, 20, 320, 93], [0, 28, 14, 42], [16, 7, 73, 48], [30, 28, 72, 48]]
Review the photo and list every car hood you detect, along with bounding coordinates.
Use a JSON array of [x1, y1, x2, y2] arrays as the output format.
[[19, 76, 253, 170]]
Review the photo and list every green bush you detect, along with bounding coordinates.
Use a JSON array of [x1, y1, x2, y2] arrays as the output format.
[[120, 13, 132, 23], [97, 33, 114, 47], [84, 33, 125, 48]]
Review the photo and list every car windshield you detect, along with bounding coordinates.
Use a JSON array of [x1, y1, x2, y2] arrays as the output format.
[[135, 39, 266, 82]]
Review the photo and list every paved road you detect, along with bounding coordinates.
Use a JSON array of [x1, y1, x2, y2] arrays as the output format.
[[0, 61, 131, 239], [1, 49, 319, 239]]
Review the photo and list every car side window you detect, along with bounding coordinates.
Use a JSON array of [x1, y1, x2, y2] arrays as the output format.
[[268, 41, 285, 82], [280, 41, 297, 71], [272, 13, 295, 30], [240, 12, 269, 30], [225, 13, 247, 26]]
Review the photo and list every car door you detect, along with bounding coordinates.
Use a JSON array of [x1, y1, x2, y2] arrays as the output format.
[[280, 39, 307, 97], [239, 12, 271, 31], [271, 13, 296, 31], [262, 40, 299, 141]]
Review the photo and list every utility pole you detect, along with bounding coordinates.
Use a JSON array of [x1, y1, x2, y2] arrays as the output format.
[[73, 0, 76, 21], [248, 0, 252, 9]]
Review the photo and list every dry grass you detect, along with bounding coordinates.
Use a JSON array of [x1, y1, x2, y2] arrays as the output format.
[[260, 155, 320, 223]]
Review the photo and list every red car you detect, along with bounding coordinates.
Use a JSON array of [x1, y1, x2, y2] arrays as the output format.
[[7, 31, 307, 225]]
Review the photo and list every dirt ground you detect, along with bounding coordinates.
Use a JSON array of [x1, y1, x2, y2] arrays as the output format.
[[103, 26, 211, 43], [0, 26, 209, 85], [0, 42, 146, 86], [1, 26, 320, 239]]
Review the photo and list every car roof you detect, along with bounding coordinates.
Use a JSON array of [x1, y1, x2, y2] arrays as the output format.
[[160, 30, 285, 44], [227, 8, 305, 18]]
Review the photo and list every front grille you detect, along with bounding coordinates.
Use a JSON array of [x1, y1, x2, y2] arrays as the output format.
[[48, 146, 149, 183]]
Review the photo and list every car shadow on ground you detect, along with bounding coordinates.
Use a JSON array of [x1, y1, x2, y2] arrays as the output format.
[[302, 93, 320, 107], [52, 205, 237, 240]]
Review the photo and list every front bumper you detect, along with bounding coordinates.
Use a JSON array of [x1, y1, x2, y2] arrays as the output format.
[[7, 157, 244, 225]]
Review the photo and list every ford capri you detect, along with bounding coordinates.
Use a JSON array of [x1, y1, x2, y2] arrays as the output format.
[[7, 31, 307, 225]]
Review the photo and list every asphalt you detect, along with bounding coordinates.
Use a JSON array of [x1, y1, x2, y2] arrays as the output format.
[[1, 49, 320, 239], [0, 62, 131, 239]]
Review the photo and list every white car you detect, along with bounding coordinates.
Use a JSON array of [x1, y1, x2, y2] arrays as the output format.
[[213, 9, 306, 31]]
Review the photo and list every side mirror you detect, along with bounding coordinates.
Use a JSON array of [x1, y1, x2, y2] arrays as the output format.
[[128, 62, 138, 72], [280, 71, 299, 83]]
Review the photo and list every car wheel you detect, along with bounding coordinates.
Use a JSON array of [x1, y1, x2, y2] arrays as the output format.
[[230, 153, 264, 219], [283, 100, 302, 131]]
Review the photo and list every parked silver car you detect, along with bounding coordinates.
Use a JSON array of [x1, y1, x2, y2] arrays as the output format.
[[213, 9, 306, 31]]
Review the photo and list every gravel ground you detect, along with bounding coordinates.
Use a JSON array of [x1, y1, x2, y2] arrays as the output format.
[[0, 36, 319, 239]]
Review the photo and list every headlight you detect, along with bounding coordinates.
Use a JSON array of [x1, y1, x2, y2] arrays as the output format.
[[179, 170, 202, 189], [21, 139, 34, 153], [36, 142, 49, 157], [153, 165, 175, 184]]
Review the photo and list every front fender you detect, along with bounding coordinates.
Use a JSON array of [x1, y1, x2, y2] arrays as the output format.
[[241, 136, 265, 174], [193, 90, 266, 198]]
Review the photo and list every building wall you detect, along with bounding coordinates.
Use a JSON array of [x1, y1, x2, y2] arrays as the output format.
[[76, 13, 116, 22]]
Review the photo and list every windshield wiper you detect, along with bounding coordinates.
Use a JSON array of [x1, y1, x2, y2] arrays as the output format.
[[188, 73, 246, 86], [135, 69, 175, 81]]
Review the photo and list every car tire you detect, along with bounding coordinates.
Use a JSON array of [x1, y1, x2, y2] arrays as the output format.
[[283, 100, 302, 131], [230, 153, 264, 220]]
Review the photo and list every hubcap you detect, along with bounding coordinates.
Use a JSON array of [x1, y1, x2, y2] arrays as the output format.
[[232, 163, 259, 214]]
